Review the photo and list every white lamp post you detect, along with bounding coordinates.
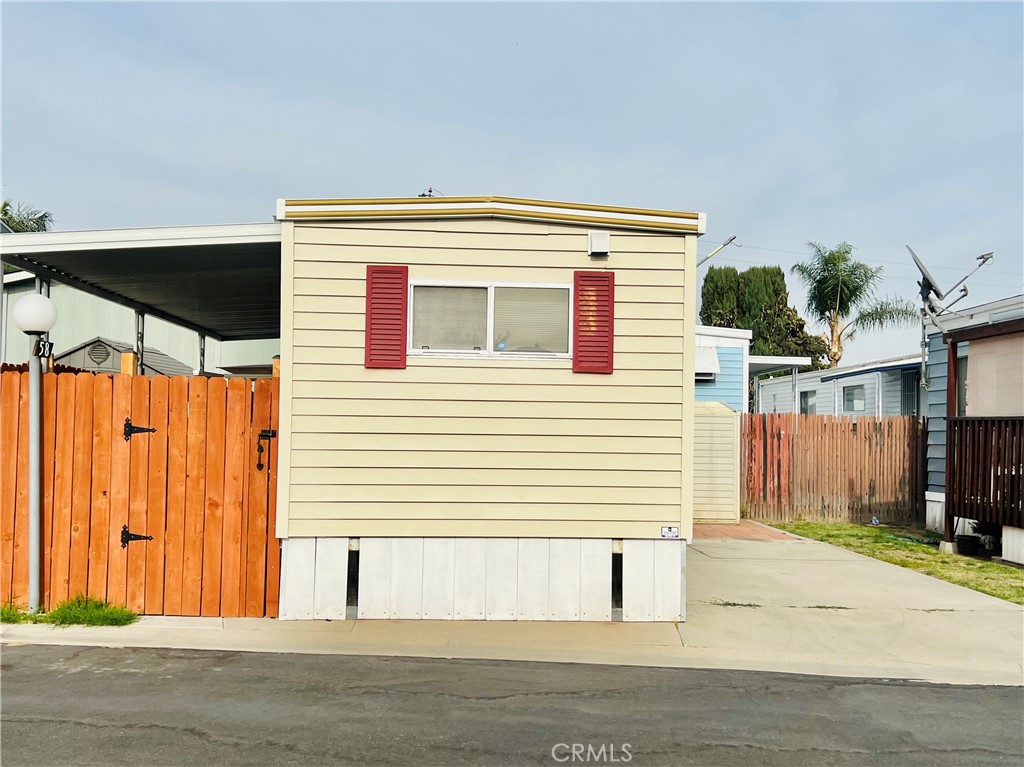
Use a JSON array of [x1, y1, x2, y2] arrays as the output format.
[[12, 292, 57, 612]]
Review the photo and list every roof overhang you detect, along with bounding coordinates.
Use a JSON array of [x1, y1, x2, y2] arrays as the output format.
[[749, 355, 811, 376], [1, 223, 282, 341], [277, 196, 706, 235], [819, 355, 921, 382]]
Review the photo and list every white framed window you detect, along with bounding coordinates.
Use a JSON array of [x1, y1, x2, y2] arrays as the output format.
[[843, 384, 865, 412], [799, 390, 817, 415], [408, 280, 572, 358]]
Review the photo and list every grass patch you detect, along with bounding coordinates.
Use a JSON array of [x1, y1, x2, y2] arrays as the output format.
[[1, 603, 31, 623], [1, 595, 138, 626], [773, 522, 1024, 605], [709, 598, 761, 608]]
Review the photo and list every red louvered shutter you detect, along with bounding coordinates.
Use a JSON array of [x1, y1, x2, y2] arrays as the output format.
[[573, 271, 614, 373], [364, 265, 409, 368]]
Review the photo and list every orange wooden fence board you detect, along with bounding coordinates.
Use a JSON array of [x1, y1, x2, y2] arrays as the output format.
[[41, 373, 58, 606], [219, 378, 249, 618], [68, 374, 94, 598], [48, 375, 76, 605], [125, 376, 151, 612], [0, 372, 20, 605], [106, 374, 133, 608], [181, 377, 208, 616], [162, 376, 189, 615], [201, 378, 227, 617], [12, 375, 31, 608], [88, 375, 113, 602], [145, 376, 170, 614], [244, 379, 272, 617]]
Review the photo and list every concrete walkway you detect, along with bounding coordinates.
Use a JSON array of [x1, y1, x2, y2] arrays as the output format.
[[3, 535, 1022, 687]]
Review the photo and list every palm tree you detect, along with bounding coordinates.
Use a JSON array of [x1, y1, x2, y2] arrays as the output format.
[[791, 242, 917, 368], [1, 199, 53, 233]]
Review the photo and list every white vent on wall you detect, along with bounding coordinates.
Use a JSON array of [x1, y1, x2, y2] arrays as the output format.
[[588, 231, 611, 258]]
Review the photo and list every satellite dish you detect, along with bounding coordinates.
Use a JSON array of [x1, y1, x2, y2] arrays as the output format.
[[906, 245, 946, 300]]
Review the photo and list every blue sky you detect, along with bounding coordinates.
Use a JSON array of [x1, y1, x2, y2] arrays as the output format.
[[3, 2, 1021, 364]]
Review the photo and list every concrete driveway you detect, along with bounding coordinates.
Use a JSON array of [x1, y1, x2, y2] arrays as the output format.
[[3, 527, 1022, 686], [685, 528, 1024, 685]]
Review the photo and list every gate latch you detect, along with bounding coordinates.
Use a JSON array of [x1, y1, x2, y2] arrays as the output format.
[[121, 525, 154, 548], [124, 417, 157, 441], [256, 429, 277, 472]]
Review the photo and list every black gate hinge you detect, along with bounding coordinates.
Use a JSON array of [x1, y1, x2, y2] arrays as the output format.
[[121, 525, 154, 548], [124, 417, 157, 441]]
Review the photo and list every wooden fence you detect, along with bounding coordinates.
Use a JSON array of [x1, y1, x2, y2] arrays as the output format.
[[0, 372, 280, 615], [741, 413, 924, 523], [947, 417, 1023, 529]]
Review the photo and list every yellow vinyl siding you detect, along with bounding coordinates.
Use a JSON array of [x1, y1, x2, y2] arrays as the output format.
[[693, 402, 741, 522], [279, 217, 695, 539]]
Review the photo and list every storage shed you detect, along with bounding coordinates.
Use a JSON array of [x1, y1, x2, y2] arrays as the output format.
[[274, 196, 705, 622]]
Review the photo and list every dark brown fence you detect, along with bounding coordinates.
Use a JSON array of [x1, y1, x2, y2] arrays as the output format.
[[946, 417, 1023, 529], [741, 413, 925, 523]]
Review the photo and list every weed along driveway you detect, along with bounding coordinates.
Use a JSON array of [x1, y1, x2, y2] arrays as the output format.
[[685, 523, 1024, 686]]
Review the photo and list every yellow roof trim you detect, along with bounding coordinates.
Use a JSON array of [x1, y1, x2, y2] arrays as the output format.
[[283, 195, 700, 221], [283, 206, 701, 232]]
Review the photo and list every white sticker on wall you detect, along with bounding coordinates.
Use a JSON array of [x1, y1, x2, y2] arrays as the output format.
[[661, 526, 680, 539]]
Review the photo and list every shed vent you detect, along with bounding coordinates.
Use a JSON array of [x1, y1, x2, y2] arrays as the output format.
[[88, 343, 111, 365]]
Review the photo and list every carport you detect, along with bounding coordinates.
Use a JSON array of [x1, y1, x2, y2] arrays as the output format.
[[1, 223, 282, 371]]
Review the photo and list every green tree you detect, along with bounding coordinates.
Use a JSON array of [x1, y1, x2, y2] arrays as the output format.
[[2, 200, 53, 274], [700, 264, 828, 370], [1, 199, 53, 233], [791, 242, 916, 368], [698, 266, 741, 327]]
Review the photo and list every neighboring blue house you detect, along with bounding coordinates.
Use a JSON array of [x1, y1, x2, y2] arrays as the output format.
[[694, 326, 809, 413], [695, 326, 750, 412]]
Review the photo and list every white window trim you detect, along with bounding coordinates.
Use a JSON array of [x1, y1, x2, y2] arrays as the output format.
[[407, 279, 574, 360], [843, 384, 866, 413]]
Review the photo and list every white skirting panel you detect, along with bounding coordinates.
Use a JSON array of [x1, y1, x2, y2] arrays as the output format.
[[423, 538, 456, 619], [355, 537, 614, 621], [313, 538, 349, 620], [580, 539, 611, 621], [279, 537, 349, 620], [280, 537, 685, 621], [1002, 526, 1024, 566], [453, 538, 486, 620], [925, 492, 945, 532], [485, 539, 519, 620], [623, 539, 685, 622]]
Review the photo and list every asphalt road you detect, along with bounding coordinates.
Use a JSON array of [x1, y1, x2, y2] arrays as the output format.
[[1, 645, 1021, 767]]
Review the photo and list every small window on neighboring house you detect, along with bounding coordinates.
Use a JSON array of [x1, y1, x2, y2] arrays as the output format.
[[771, 393, 779, 413], [843, 384, 865, 412], [956, 356, 968, 417], [799, 390, 816, 415]]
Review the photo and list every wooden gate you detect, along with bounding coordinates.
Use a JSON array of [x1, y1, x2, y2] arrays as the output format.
[[0, 372, 281, 616]]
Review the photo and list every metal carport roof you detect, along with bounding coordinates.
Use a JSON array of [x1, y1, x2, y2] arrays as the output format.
[[0, 223, 282, 341]]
